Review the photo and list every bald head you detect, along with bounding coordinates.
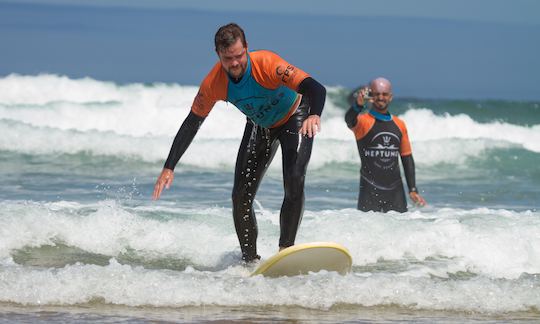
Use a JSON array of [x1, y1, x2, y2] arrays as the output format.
[[370, 77, 392, 94], [369, 77, 393, 112]]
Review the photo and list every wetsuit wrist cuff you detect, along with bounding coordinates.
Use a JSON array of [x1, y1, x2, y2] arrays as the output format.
[[409, 187, 418, 193], [352, 102, 364, 113]]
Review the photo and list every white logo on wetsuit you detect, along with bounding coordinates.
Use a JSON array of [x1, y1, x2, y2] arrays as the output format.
[[364, 131, 400, 170]]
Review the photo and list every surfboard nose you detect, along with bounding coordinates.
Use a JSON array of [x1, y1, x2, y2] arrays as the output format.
[[251, 242, 352, 277]]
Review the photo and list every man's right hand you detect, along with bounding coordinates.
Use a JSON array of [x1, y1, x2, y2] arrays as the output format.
[[356, 87, 371, 107], [152, 168, 174, 200]]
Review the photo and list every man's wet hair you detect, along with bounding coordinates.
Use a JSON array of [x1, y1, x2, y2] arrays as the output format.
[[214, 23, 247, 53]]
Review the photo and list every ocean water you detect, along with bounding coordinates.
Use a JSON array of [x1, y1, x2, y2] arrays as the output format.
[[0, 74, 539, 323]]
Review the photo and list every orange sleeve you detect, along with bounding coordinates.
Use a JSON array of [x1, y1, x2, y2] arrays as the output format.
[[249, 50, 310, 91], [191, 62, 228, 117], [393, 116, 412, 156], [352, 114, 375, 141]]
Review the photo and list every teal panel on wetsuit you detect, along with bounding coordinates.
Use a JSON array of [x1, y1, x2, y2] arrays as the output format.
[[227, 54, 298, 128]]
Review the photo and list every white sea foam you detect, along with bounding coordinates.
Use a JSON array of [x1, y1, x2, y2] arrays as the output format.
[[1, 74, 538, 170], [0, 199, 539, 312], [400, 108, 540, 153], [1, 200, 539, 278], [0, 259, 538, 313], [2, 75, 539, 314], [0, 200, 239, 266], [0, 74, 244, 138]]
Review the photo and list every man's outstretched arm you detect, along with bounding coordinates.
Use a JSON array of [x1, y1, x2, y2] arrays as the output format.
[[153, 112, 205, 200]]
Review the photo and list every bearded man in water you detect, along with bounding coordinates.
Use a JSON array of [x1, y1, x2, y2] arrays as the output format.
[[345, 77, 426, 212], [153, 23, 326, 262]]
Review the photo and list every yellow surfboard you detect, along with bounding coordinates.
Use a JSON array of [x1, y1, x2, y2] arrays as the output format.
[[251, 242, 352, 277]]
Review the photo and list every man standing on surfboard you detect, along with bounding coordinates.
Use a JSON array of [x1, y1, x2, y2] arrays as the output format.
[[153, 23, 326, 262], [345, 77, 426, 212]]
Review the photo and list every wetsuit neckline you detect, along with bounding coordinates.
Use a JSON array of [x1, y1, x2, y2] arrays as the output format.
[[369, 109, 392, 121], [228, 53, 251, 86]]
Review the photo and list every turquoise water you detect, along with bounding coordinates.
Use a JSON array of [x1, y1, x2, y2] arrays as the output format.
[[0, 75, 539, 322]]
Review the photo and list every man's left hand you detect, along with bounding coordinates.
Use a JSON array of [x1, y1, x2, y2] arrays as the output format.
[[300, 115, 321, 138], [409, 191, 427, 207]]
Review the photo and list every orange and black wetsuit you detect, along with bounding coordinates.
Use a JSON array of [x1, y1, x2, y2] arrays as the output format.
[[163, 50, 326, 261], [345, 104, 418, 213]]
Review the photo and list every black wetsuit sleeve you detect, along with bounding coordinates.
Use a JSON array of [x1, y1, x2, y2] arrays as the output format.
[[297, 77, 326, 116], [401, 154, 418, 193], [163, 111, 205, 170], [345, 104, 364, 129]]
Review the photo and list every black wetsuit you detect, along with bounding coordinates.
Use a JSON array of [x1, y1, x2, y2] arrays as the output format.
[[232, 98, 314, 260], [163, 71, 325, 262], [345, 105, 418, 213]]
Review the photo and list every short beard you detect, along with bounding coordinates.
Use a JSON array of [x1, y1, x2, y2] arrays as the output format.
[[373, 102, 388, 111], [227, 67, 245, 81]]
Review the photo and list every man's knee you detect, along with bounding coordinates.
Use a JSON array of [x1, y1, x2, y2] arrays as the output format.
[[232, 193, 253, 216], [284, 171, 305, 200]]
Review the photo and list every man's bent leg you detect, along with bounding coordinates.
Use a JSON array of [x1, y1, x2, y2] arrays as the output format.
[[232, 121, 279, 261]]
